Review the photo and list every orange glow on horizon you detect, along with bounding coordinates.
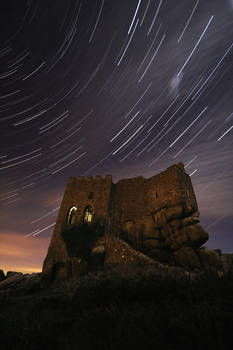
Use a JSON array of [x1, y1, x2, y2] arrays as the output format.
[[0, 231, 49, 275], [1, 265, 42, 275]]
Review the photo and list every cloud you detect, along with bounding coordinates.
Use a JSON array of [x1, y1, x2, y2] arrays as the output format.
[[0, 231, 50, 274]]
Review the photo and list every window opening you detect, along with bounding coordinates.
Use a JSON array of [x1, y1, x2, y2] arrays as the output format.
[[83, 205, 93, 223], [67, 206, 77, 224]]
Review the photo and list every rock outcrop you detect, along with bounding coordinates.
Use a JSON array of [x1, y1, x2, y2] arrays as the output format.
[[135, 203, 211, 270], [104, 234, 194, 279], [105, 234, 158, 266], [0, 272, 42, 299], [42, 162, 225, 281], [6, 271, 23, 278], [0, 270, 5, 282], [221, 254, 233, 273]]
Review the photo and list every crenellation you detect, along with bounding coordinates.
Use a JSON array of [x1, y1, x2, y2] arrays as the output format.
[[105, 175, 112, 182], [42, 162, 213, 280], [174, 162, 185, 172], [86, 176, 93, 181], [66, 177, 76, 188]]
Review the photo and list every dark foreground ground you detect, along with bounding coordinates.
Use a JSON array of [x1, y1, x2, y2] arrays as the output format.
[[1, 267, 233, 350]]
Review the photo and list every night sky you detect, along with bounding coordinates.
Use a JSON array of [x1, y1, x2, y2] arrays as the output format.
[[0, 0, 232, 273]]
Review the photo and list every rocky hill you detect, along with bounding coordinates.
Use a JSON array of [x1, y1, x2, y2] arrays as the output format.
[[1, 260, 233, 350]]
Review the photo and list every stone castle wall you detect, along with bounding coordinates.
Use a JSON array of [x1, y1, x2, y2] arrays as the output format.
[[42, 163, 212, 279], [110, 163, 203, 255], [42, 175, 112, 277], [64, 175, 113, 224]]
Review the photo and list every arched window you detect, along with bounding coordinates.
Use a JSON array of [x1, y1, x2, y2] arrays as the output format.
[[67, 206, 77, 224], [83, 205, 93, 223]]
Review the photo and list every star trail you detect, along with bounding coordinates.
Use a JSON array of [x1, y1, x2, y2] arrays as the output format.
[[0, 0, 232, 273]]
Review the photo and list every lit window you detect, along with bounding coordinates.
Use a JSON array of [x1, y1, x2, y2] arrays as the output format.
[[67, 206, 77, 224], [83, 206, 93, 223]]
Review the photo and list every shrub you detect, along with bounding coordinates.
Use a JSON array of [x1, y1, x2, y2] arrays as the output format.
[[1, 268, 233, 350], [61, 220, 105, 259]]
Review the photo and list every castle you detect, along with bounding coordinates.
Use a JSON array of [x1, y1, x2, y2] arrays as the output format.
[[43, 163, 221, 280]]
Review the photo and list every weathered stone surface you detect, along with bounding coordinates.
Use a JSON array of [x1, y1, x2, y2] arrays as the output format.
[[182, 201, 194, 216], [214, 249, 221, 256], [183, 216, 200, 226], [141, 215, 157, 238], [169, 219, 182, 231], [105, 234, 157, 266], [43, 174, 112, 278], [51, 262, 69, 280], [142, 239, 160, 249], [123, 220, 137, 246], [0, 273, 42, 298], [104, 234, 191, 276], [91, 245, 105, 255], [89, 246, 105, 267], [185, 224, 209, 247], [6, 271, 23, 278], [174, 247, 201, 269], [161, 224, 173, 238], [42, 162, 212, 279], [169, 228, 189, 250], [221, 254, 233, 273], [154, 209, 167, 228], [123, 220, 135, 232], [199, 247, 222, 270], [94, 236, 105, 247], [0, 273, 25, 288], [143, 228, 161, 240], [70, 258, 88, 278], [140, 215, 161, 240], [165, 205, 184, 221]]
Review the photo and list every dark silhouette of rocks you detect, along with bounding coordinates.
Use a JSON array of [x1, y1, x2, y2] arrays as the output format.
[[0, 272, 42, 300], [0, 270, 5, 281], [6, 271, 23, 278]]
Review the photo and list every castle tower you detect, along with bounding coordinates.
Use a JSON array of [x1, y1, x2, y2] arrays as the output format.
[[42, 175, 112, 278], [42, 163, 209, 280]]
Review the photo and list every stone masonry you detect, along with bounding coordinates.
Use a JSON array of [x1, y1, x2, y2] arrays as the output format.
[[42, 162, 219, 281]]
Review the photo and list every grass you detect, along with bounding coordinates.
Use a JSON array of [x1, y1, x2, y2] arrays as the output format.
[[1, 267, 233, 350]]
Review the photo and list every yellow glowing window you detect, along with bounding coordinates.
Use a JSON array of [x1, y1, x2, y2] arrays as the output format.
[[67, 206, 77, 224], [83, 206, 93, 223]]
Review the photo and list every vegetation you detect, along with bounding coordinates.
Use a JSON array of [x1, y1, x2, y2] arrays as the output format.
[[1, 267, 233, 350], [61, 220, 105, 259]]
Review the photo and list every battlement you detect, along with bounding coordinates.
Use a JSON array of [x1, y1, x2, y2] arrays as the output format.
[[42, 162, 210, 280], [86, 176, 93, 182], [167, 162, 185, 172], [76, 175, 112, 183]]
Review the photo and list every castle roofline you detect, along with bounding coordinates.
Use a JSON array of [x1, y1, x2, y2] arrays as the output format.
[[68, 163, 185, 186]]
